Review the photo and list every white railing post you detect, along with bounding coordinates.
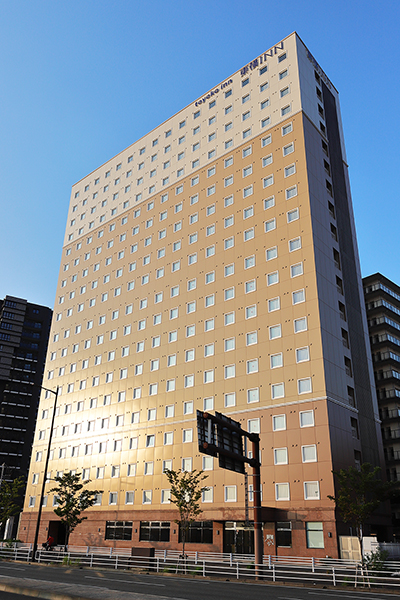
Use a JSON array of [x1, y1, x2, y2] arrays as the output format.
[[164, 549, 167, 562], [156, 557, 159, 573], [86, 546, 89, 556], [203, 560, 205, 577], [90, 553, 93, 568], [272, 563, 275, 582], [268, 554, 272, 569], [312, 556, 315, 573], [110, 547, 113, 558], [332, 567, 336, 586], [195, 551, 198, 565], [229, 553, 232, 567], [236, 562, 239, 579]]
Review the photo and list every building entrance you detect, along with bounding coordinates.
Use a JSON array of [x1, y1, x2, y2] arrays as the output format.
[[48, 521, 67, 547], [223, 521, 254, 554]]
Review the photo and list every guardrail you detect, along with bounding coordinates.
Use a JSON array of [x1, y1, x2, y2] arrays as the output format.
[[0, 544, 400, 589]]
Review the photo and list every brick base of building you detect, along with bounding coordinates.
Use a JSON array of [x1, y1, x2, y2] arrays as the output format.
[[19, 505, 341, 558]]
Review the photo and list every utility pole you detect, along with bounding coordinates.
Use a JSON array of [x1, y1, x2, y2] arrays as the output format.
[[31, 385, 59, 562], [197, 410, 263, 577]]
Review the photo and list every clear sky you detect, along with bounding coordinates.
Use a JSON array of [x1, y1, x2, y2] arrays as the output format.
[[0, 0, 399, 308]]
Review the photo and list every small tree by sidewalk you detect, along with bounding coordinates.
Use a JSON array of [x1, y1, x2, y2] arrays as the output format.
[[0, 477, 24, 539], [50, 472, 101, 550], [164, 469, 208, 558], [328, 463, 394, 563]]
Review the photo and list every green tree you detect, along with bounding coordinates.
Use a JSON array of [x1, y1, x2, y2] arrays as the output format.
[[50, 472, 101, 550], [328, 463, 393, 562], [164, 469, 208, 557], [0, 477, 24, 538]]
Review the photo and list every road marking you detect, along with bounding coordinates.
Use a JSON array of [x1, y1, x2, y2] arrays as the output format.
[[0, 568, 26, 572], [308, 593, 388, 599], [85, 575, 165, 587]]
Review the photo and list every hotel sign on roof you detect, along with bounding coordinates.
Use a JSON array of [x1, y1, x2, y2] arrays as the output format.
[[240, 41, 284, 76]]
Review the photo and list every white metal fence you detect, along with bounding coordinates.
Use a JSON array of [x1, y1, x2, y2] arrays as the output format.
[[0, 543, 400, 589]]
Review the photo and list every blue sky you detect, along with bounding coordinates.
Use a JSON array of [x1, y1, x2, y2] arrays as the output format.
[[0, 0, 399, 308]]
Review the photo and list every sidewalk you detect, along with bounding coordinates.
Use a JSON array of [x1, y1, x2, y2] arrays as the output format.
[[0, 574, 178, 600]]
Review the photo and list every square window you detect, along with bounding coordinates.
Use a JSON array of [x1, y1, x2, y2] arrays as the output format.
[[247, 388, 260, 403], [146, 435, 155, 448], [244, 228, 254, 241], [274, 448, 288, 465], [273, 414, 286, 431], [306, 522, 324, 549], [225, 365, 235, 379], [182, 458, 192, 472], [282, 122, 293, 135], [302, 445, 317, 463], [293, 289, 305, 304], [294, 317, 307, 333], [267, 271, 279, 286], [205, 295, 215, 307], [165, 404, 174, 417], [184, 400, 193, 414], [246, 331, 257, 345], [268, 297, 280, 312], [272, 383, 284, 399], [284, 164, 296, 177], [291, 262, 303, 277], [224, 312, 234, 325], [296, 347, 310, 362], [225, 392, 236, 407], [224, 287, 235, 300], [269, 324, 282, 340], [271, 353, 283, 368], [204, 370, 214, 383], [300, 410, 314, 427], [166, 379, 175, 392], [283, 142, 294, 156], [142, 490, 152, 504], [275, 483, 290, 501], [243, 185, 253, 198], [204, 343, 214, 356], [289, 237, 301, 252], [224, 486, 237, 502], [265, 218, 276, 232], [205, 318, 215, 331], [245, 280, 256, 293], [247, 359, 258, 374], [245, 305, 257, 319], [225, 338, 235, 351], [304, 482, 320, 500], [185, 349, 195, 362], [183, 429, 193, 443], [184, 375, 194, 388], [186, 325, 195, 337], [164, 432, 173, 445]]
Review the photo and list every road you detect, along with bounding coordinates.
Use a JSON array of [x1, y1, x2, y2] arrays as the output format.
[[0, 561, 398, 600]]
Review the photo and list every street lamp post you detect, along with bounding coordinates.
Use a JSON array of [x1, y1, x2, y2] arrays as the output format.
[[31, 385, 59, 562]]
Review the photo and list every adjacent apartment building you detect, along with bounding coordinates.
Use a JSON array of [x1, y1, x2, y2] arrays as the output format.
[[19, 33, 387, 557], [363, 273, 400, 540], [0, 296, 52, 535]]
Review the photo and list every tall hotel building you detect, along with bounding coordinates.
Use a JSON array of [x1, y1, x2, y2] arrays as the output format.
[[20, 33, 387, 557]]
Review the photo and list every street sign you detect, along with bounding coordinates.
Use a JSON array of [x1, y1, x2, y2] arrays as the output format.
[[196, 409, 263, 571], [197, 410, 218, 457], [215, 411, 245, 474]]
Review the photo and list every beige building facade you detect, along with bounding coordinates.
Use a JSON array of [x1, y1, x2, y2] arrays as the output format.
[[20, 33, 387, 557]]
